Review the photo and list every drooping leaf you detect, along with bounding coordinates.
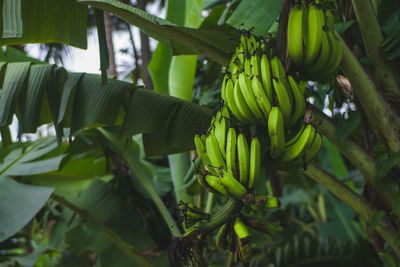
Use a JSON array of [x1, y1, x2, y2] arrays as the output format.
[[0, 62, 30, 126], [0, 62, 213, 155], [121, 89, 213, 156], [2, 0, 23, 38], [0, 0, 88, 48], [0, 176, 53, 242], [70, 74, 131, 132], [20, 64, 54, 133], [227, 0, 283, 36]]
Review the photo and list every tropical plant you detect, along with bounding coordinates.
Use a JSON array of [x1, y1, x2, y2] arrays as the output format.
[[1, 0, 400, 266]]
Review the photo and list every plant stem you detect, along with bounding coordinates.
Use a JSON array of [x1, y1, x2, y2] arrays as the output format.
[[311, 105, 399, 217], [205, 192, 215, 214], [305, 164, 400, 258], [339, 37, 400, 152], [351, 0, 400, 99]]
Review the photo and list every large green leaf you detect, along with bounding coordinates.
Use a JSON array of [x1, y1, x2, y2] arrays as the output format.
[[0, 62, 213, 155], [0, 0, 88, 48], [227, 0, 283, 36], [0, 176, 53, 242], [79, 0, 237, 65]]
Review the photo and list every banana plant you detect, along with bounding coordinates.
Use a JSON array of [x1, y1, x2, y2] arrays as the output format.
[[2, 0, 400, 266]]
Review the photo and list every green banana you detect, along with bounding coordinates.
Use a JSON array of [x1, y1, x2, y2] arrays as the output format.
[[251, 76, 272, 120], [304, 29, 331, 77], [284, 131, 322, 170], [280, 124, 316, 162], [288, 75, 306, 126], [287, 4, 304, 65], [250, 54, 260, 77], [221, 75, 227, 101], [205, 174, 229, 195], [214, 115, 229, 159], [272, 78, 292, 125], [206, 133, 226, 170], [225, 79, 249, 123], [286, 124, 306, 147], [234, 217, 250, 239], [233, 217, 252, 264], [194, 134, 210, 165], [260, 54, 274, 102], [321, 31, 343, 80], [271, 56, 293, 104], [219, 170, 248, 199], [197, 173, 223, 195], [233, 79, 258, 124], [304, 4, 324, 65], [237, 133, 250, 185], [226, 127, 237, 176], [268, 107, 285, 159], [238, 72, 264, 122], [248, 136, 261, 190]]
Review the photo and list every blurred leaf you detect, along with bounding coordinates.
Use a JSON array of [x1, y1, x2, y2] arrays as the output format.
[[227, 0, 283, 36], [335, 20, 355, 33], [369, 210, 386, 229], [336, 111, 362, 142], [0, 176, 53, 242], [97, 128, 181, 236], [148, 44, 172, 95], [0, 0, 88, 48], [322, 139, 348, 179], [375, 151, 400, 179], [59, 180, 162, 266]]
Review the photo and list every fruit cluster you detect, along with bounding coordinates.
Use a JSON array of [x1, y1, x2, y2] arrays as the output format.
[[288, 0, 342, 80], [186, 32, 324, 264]]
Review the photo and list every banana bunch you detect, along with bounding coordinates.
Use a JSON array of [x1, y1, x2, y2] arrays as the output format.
[[287, 0, 342, 80], [269, 122, 323, 170], [194, 117, 262, 199], [221, 34, 306, 128]]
